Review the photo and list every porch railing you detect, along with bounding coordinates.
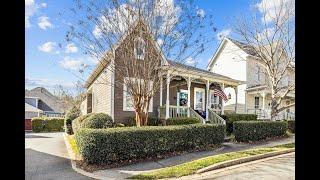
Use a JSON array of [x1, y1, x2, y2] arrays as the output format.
[[158, 106, 205, 123], [208, 108, 226, 125]]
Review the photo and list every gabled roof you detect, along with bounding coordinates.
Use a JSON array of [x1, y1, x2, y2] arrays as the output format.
[[25, 87, 66, 113], [227, 38, 258, 57], [84, 19, 168, 88], [25, 102, 43, 113], [167, 60, 244, 84]]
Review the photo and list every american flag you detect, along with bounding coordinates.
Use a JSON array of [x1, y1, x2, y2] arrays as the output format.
[[213, 89, 228, 102]]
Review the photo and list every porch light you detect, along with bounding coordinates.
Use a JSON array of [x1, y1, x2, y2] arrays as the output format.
[[228, 93, 231, 99]]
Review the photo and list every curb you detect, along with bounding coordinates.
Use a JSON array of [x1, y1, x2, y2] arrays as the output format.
[[63, 134, 106, 180], [196, 148, 295, 174]]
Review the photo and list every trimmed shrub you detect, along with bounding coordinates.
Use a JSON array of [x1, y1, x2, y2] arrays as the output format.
[[72, 113, 93, 134], [64, 107, 81, 134], [125, 115, 160, 126], [72, 113, 113, 134], [287, 120, 295, 133], [75, 124, 225, 164], [233, 121, 287, 142], [166, 117, 200, 125], [220, 114, 258, 134], [81, 113, 113, 129], [31, 117, 64, 132], [31, 118, 45, 132]]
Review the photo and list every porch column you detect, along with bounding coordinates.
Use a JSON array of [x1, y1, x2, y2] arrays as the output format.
[[206, 80, 210, 122], [165, 72, 171, 119], [159, 73, 163, 106], [262, 91, 265, 110], [221, 83, 225, 115], [187, 77, 191, 117], [235, 86, 238, 113]]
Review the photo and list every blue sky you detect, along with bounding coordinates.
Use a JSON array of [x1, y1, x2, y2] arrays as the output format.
[[25, 0, 257, 94]]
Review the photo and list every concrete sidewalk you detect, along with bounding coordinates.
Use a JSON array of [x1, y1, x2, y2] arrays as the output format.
[[83, 135, 295, 180]]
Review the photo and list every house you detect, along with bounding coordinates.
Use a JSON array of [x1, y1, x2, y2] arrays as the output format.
[[25, 87, 66, 130], [80, 20, 244, 124], [207, 37, 295, 120]]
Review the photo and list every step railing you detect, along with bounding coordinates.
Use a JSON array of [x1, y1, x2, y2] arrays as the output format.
[[208, 108, 226, 125], [189, 107, 206, 123]]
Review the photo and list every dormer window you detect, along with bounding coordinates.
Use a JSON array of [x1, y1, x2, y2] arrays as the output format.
[[134, 37, 145, 60]]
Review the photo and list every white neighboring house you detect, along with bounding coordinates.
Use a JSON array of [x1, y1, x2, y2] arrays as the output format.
[[207, 37, 295, 120]]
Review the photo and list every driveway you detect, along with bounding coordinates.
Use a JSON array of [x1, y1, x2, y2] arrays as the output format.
[[25, 132, 92, 180], [179, 153, 295, 180]]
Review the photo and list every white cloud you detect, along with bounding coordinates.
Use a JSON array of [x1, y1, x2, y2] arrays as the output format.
[[216, 29, 231, 41], [25, 0, 47, 29], [38, 16, 52, 30], [93, 1, 181, 38], [41, 3, 47, 8], [38, 42, 57, 53], [65, 43, 78, 53], [157, 38, 164, 46], [256, 27, 275, 41], [256, 0, 295, 23], [185, 57, 195, 66], [196, 9, 205, 18], [25, 77, 74, 89], [59, 57, 84, 71]]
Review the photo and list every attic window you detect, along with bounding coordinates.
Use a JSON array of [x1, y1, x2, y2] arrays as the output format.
[[134, 37, 145, 60]]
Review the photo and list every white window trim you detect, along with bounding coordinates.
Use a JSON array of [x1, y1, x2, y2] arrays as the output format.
[[194, 87, 205, 111], [123, 78, 153, 112]]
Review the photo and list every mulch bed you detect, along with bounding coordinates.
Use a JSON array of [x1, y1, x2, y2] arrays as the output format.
[[75, 144, 223, 172]]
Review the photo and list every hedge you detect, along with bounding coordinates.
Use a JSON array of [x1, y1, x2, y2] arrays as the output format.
[[166, 117, 200, 125], [233, 121, 287, 142], [31, 117, 65, 132], [75, 124, 225, 164], [64, 107, 81, 135], [287, 120, 295, 133], [72, 113, 113, 134], [126, 115, 160, 126], [220, 114, 258, 134]]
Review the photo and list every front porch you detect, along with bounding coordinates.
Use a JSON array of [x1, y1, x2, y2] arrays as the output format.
[[245, 86, 295, 120], [158, 62, 244, 124]]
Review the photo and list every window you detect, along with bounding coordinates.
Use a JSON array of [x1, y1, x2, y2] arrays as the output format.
[[254, 97, 259, 109], [123, 78, 153, 112], [134, 37, 145, 60], [256, 65, 261, 82]]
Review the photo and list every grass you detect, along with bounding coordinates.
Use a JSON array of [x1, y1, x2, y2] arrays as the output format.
[[66, 135, 80, 156], [129, 143, 295, 179]]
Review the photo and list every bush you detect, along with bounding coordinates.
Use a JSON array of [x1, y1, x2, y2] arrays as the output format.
[[166, 117, 200, 125], [220, 114, 258, 134], [81, 113, 113, 129], [64, 107, 81, 135], [233, 121, 287, 142], [125, 115, 160, 126], [31, 117, 64, 132], [72, 113, 93, 134], [75, 124, 225, 164], [31, 118, 45, 132], [287, 120, 295, 133], [72, 113, 113, 134]]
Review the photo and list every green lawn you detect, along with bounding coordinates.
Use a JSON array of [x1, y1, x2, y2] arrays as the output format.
[[66, 135, 80, 156], [128, 143, 294, 179]]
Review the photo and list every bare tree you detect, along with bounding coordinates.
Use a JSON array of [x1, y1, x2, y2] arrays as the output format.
[[64, 0, 216, 126], [233, 0, 295, 120]]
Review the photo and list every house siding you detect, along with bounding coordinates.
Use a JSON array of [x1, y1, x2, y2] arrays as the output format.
[[88, 64, 112, 116], [112, 25, 162, 124]]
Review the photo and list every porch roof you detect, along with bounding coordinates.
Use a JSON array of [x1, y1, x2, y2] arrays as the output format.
[[166, 60, 245, 86]]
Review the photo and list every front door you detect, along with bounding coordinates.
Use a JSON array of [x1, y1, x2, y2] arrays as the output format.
[[177, 89, 188, 106], [194, 88, 205, 111]]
